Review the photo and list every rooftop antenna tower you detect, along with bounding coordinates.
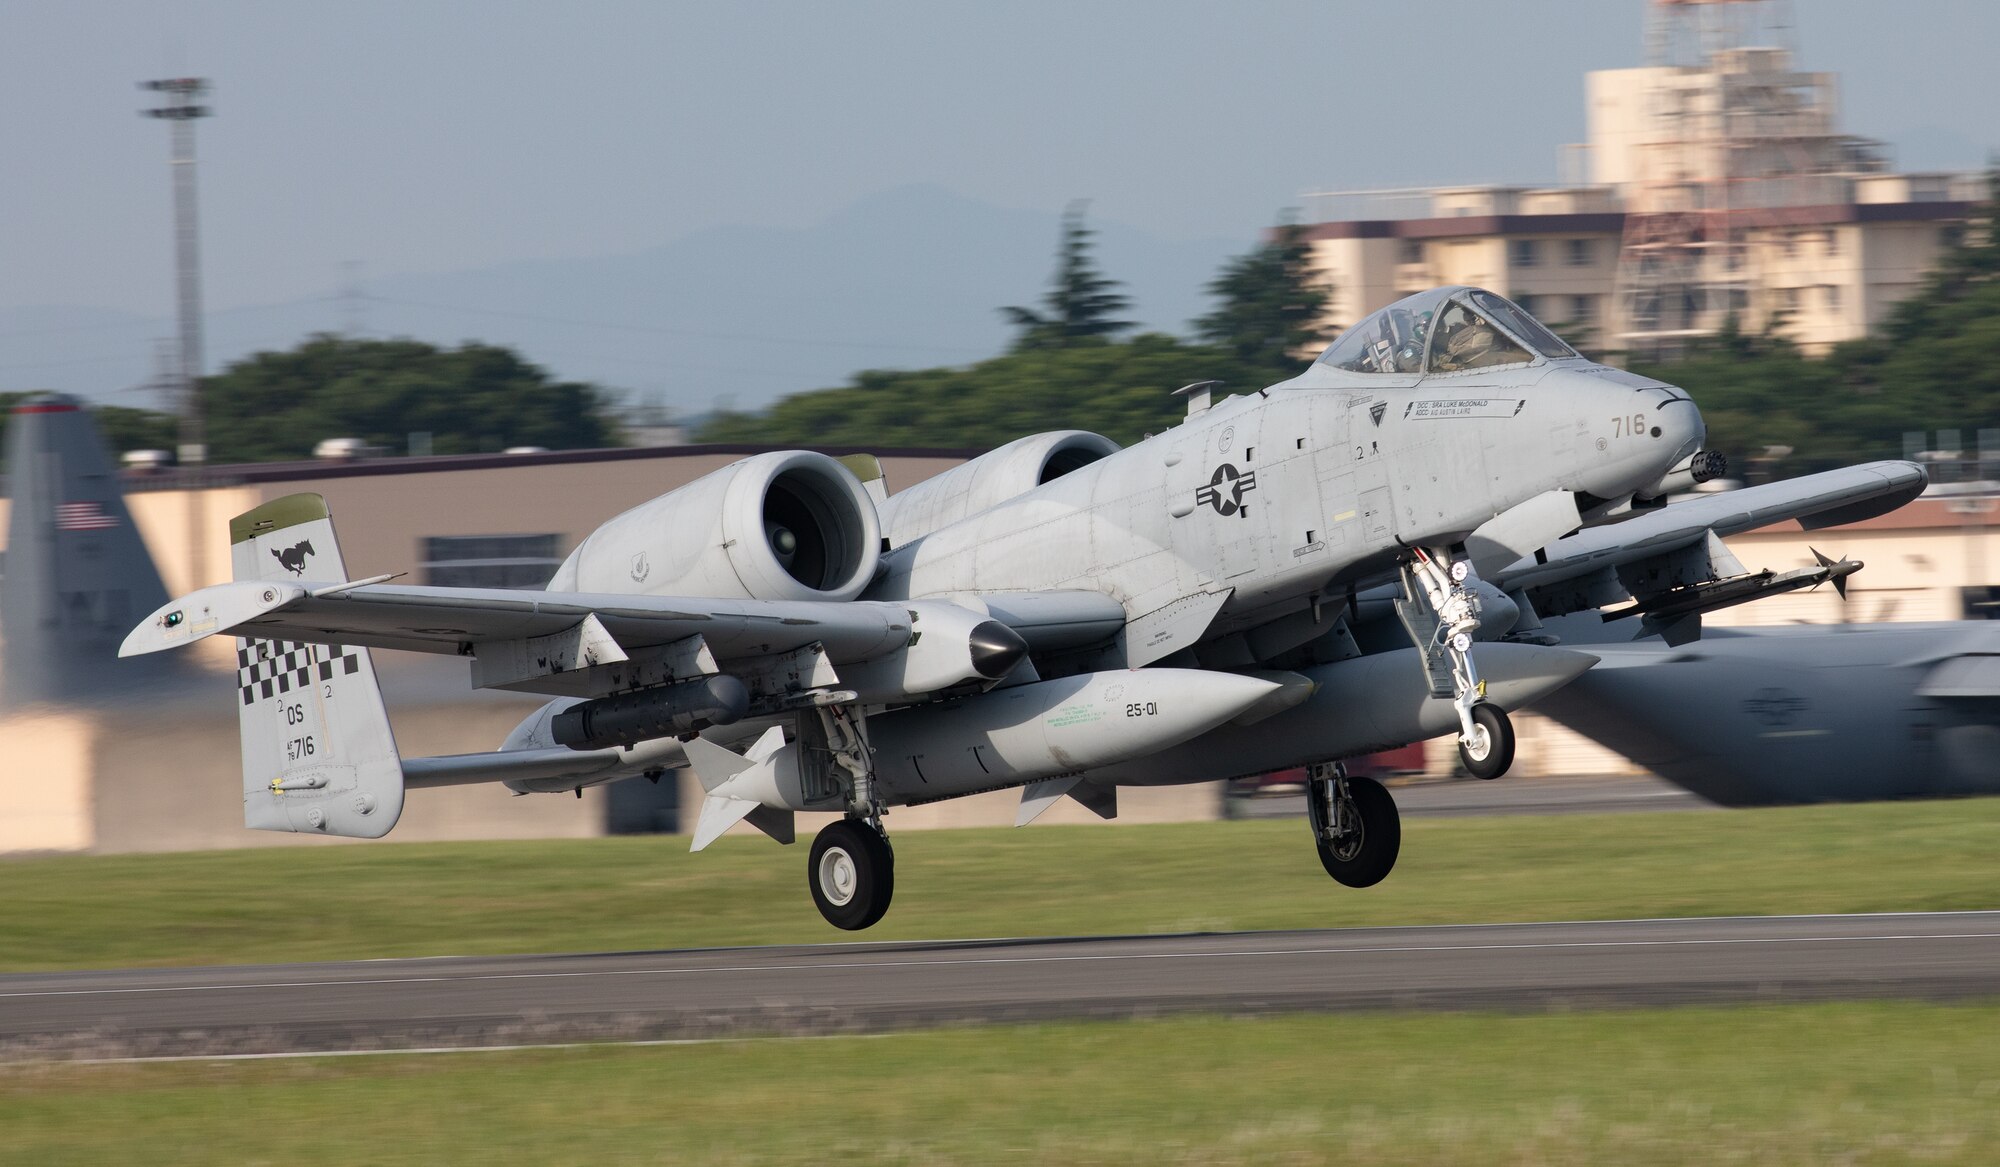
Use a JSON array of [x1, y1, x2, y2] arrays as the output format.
[[140, 75, 212, 586]]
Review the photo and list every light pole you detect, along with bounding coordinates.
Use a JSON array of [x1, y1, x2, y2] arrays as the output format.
[[141, 76, 211, 586]]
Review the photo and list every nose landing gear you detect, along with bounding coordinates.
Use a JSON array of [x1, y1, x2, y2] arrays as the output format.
[[1456, 700, 1514, 780], [1399, 547, 1517, 780]]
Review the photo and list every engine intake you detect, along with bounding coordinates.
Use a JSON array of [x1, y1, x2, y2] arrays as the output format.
[[876, 430, 1119, 546], [552, 450, 882, 602]]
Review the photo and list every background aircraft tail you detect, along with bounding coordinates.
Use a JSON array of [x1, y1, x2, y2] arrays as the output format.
[[0, 393, 193, 707], [230, 493, 404, 838]]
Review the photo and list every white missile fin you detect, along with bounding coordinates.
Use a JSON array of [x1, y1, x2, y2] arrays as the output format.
[[685, 725, 785, 794], [1016, 776, 1081, 826], [1068, 780, 1118, 820], [742, 724, 788, 763], [690, 794, 762, 852]]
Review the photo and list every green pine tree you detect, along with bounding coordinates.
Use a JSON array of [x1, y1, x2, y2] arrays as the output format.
[[1194, 216, 1337, 377], [1001, 202, 1134, 351]]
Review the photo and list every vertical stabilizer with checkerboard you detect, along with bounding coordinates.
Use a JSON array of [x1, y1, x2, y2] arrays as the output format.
[[230, 494, 404, 838]]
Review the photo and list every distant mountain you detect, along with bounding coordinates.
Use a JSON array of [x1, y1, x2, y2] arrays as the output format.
[[0, 186, 1250, 417]]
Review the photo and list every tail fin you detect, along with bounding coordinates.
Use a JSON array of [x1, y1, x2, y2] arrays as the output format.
[[229, 493, 404, 838], [0, 393, 189, 707]]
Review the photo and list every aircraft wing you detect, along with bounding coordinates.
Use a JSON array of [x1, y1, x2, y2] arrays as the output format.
[[121, 580, 1127, 697], [1490, 460, 1926, 644]]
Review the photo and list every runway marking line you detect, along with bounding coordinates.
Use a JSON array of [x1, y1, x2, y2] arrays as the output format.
[[5, 928, 1998, 1001], [317, 910, 2000, 965]]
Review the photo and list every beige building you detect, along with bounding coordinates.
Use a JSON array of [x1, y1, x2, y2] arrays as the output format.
[[1302, 18, 1987, 355]]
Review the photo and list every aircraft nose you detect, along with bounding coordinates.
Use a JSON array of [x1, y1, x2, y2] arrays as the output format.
[[1653, 392, 1705, 466]]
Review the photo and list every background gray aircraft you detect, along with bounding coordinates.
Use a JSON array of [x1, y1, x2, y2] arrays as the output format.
[[0, 393, 199, 708], [1530, 621, 2000, 805]]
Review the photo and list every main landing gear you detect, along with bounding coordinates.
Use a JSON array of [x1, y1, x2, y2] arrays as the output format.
[[1306, 761, 1400, 887], [1399, 547, 1516, 781], [807, 704, 896, 931]]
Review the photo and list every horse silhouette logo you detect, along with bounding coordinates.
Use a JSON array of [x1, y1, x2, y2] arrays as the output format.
[[271, 539, 316, 576]]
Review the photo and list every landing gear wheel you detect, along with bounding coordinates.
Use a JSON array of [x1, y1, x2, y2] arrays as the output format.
[[808, 819, 895, 931], [1308, 773, 1401, 888], [1456, 702, 1515, 780]]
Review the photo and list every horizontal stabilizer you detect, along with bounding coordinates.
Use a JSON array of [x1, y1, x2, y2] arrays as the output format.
[[120, 580, 308, 657]]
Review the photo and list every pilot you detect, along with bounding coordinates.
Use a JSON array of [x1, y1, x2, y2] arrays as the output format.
[[1437, 311, 1499, 371]]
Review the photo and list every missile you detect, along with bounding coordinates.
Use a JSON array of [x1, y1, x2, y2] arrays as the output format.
[[1601, 547, 1862, 628], [685, 669, 1284, 812]]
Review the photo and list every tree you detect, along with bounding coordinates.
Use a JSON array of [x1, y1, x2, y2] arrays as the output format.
[[196, 335, 622, 462], [1194, 217, 1337, 378], [699, 335, 1273, 450], [1001, 202, 1133, 351]]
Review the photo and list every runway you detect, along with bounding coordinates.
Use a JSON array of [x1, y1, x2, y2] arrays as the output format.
[[4, 911, 1995, 1060]]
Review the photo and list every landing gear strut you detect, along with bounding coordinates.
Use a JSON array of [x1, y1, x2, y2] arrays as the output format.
[[808, 818, 895, 930], [1400, 547, 1516, 780], [1306, 762, 1400, 887], [806, 704, 897, 930]]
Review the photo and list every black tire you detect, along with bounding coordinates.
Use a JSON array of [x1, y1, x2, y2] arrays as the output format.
[[808, 819, 895, 931], [1314, 774, 1401, 888], [1457, 702, 1515, 781]]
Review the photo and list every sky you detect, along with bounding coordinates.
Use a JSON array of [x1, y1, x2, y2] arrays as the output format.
[[2, 1, 1994, 329]]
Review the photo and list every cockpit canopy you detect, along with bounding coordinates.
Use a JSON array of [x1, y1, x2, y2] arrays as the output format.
[[1315, 287, 1577, 376]]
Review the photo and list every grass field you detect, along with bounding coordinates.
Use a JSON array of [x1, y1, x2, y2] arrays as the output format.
[[3, 1003, 1996, 1165], [0, 796, 1994, 972]]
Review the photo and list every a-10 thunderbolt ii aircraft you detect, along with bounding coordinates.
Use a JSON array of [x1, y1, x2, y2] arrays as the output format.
[[122, 286, 1907, 929]]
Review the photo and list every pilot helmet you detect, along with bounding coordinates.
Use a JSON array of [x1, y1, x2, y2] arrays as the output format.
[[1396, 310, 1433, 363]]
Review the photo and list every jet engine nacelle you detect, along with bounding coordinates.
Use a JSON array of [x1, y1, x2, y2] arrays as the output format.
[[550, 451, 882, 602], [876, 430, 1119, 547]]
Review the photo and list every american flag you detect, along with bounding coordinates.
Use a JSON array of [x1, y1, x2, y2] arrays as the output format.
[[55, 501, 118, 531]]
